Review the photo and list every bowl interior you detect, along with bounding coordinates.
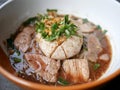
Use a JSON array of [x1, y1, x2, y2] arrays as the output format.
[[0, 0, 120, 89]]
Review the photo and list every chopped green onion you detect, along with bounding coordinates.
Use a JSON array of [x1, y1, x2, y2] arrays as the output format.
[[65, 29, 71, 38], [103, 30, 107, 34], [51, 23, 58, 33], [64, 15, 70, 24], [15, 49, 20, 56], [36, 22, 45, 33], [96, 25, 102, 30], [83, 18, 88, 24], [57, 77, 70, 86], [47, 9, 57, 12], [7, 36, 14, 49], [23, 17, 38, 26], [35, 13, 78, 42], [37, 14, 46, 20], [14, 57, 21, 63], [94, 63, 100, 70]]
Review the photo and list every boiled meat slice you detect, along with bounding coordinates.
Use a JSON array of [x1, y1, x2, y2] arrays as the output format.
[[70, 15, 83, 27], [71, 16, 96, 33], [86, 34, 102, 62], [24, 53, 60, 82], [62, 59, 89, 83], [14, 26, 35, 52], [61, 36, 83, 59], [51, 46, 66, 60], [36, 33, 83, 60], [38, 36, 58, 57], [79, 22, 96, 33], [28, 38, 43, 54], [93, 30, 105, 40]]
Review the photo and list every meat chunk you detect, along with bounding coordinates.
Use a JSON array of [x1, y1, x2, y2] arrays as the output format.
[[61, 36, 83, 59], [79, 22, 96, 33], [51, 46, 66, 60], [70, 16, 83, 27], [36, 33, 83, 60], [86, 34, 102, 62], [28, 38, 43, 54], [93, 30, 105, 40], [38, 35, 58, 57], [62, 59, 89, 83], [70, 15, 96, 33], [24, 53, 60, 82], [14, 27, 35, 52]]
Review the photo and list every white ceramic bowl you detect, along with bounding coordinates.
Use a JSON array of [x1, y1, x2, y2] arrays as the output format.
[[0, 0, 120, 90]]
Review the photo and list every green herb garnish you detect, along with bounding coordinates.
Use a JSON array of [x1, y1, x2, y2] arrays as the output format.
[[35, 13, 78, 41], [57, 77, 70, 86], [64, 15, 70, 24], [15, 49, 20, 56], [7, 34, 15, 49], [94, 63, 100, 70], [47, 9, 57, 12], [83, 18, 88, 24], [36, 22, 45, 33], [96, 25, 102, 30], [23, 17, 38, 26], [103, 29, 107, 34], [14, 57, 21, 63]]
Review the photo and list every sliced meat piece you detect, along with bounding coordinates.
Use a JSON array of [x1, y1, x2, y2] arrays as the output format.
[[22, 26, 35, 35], [51, 46, 66, 60], [36, 33, 83, 60], [62, 59, 89, 83], [70, 17, 83, 27], [38, 36, 58, 57], [28, 38, 43, 54], [24, 53, 60, 82], [99, 54, 110, 61], [93, 30, 104, 40], [87, 34, 103, 62], [61, 36, 83, 58], [14, 26, 35, 52], [79, 22, 96, 33]]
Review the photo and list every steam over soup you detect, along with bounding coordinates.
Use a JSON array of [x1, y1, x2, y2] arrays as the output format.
[[6, 9, 112, 86]]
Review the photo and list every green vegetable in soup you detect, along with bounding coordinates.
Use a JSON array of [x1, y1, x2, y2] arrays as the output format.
[[23, 17, 38, 26], [82, 18, 88, 24], [94, 63, 100, 70], [14, 57, 21, 63], [57, 77, 70, 86]]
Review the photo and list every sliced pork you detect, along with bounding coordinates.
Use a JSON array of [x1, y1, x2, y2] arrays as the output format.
[[61, 36, 83, 59], [62, 59, 89, 83], [86, 34, 102, 62], [24, 53, 60, 82], [14, 26, 35, 52], [37, 34, 83, 60], [37, 34, 58, 57], [28, 38, 43, 54], [79, 22, 96, 33]]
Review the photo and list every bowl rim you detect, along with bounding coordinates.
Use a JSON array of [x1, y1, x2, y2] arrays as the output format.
[[0, 0, 120, 89], [0, 46, 120, 90], [0, 66, 119, 90]]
